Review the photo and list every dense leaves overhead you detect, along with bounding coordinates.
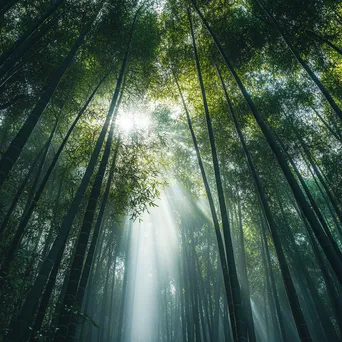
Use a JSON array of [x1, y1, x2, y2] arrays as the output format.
[[0, 0, 341, 341]]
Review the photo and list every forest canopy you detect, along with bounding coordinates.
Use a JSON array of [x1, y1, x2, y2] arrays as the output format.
[[0, 0, 341, 341]]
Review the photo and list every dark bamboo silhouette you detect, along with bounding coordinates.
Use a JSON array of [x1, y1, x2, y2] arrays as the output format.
[[55, 113, 122, 340], [0, 0, 18, 15], [68, 141, 121, 340], [0, 19, 94, 187], [216, 65, 311, 340], [191, 0, 342, 285], [4, 7, 139, 340], [236, 197, 257, 342], [174, 73, 236, 341], [0, 0, 65, 67], [0, 11, 63, 82], [259, 218, 287, 342], [296, 209, 342, 335], [29, 248, 64, 342], [0, 2, 340, 341], [307, 30, 342, 56], [296, 135, 342, 224], [7, 74, 108, 256], [0, 143, 47, 234], [188, 8, 248, 340], [0, 95, 25, 110], [277, 198, 340, 341], [282, 145, 342, 258], [1, 118, 58, 270], [253, 0, 342, 122]]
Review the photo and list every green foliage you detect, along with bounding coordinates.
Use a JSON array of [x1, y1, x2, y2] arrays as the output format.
[[0, 0, 341, 340]]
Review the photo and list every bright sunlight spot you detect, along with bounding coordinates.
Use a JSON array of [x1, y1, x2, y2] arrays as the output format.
[[116, 109, 151, 135], [117, 114, 134, 134]]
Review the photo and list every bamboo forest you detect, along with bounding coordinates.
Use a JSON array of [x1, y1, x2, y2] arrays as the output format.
[[1, 0, 342, 341]]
